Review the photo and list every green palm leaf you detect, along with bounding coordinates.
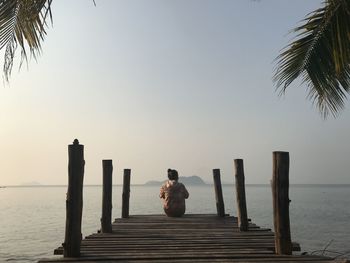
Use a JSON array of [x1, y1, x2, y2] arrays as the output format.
[[274, 0, 350, 118], [0, 0, 52, 81]]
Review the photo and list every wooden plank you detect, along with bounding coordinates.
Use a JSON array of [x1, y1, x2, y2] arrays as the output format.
[[54, 242, 301, 255], [40, 255, 340, 263]]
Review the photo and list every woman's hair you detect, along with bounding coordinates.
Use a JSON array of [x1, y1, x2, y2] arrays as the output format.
[[167, 169, 179, 181]]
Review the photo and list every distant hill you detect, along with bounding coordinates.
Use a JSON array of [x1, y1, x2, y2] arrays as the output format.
[[144, 180, 164, 186], [20, 181, 41, 186], [145, 176, 206, 186], [180, 176, 206, 185]]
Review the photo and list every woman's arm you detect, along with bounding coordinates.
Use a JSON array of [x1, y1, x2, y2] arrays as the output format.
[[159, 186, 165, 198], [183, 185, 189, 199]]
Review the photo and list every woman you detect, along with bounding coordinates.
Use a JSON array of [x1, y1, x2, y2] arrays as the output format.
[[159, 169, 189, 217]]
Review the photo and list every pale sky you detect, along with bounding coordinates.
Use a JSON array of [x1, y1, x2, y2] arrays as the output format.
[[1, 0, 349, 186]]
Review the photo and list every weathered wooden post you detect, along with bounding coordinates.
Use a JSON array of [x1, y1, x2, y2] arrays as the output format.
[[122, 169, 131, 218], [213, 169, 225, 217], [272, 151, 292, 255], [234, 159, 248, 231], [101, 160, 113, 233], [63, 139, 85, 257]]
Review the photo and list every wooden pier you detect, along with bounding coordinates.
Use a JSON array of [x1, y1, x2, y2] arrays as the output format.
[[38, 140, 348, 263], [39, 214, 346, 263]]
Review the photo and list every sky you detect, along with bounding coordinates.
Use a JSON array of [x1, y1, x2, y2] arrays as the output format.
[[1, 0, 349, 186]]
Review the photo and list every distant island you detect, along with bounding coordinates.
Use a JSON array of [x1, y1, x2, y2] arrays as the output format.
[[145, 175, 206, 186], [19, 181, 42, 186]]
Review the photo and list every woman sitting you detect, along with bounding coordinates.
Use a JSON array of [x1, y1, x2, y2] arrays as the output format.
[[159, 169, 189, 217]]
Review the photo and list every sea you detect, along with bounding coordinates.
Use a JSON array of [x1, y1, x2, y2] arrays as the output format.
[[0, 185, 349, 262]]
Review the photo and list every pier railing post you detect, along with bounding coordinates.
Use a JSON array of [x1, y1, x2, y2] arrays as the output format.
[[122, 169, 131, 218], [272, 151, 292, 255], [63, 139, 85, 257], [213, 169, 225, 217], [234, 159, 248, 231], [101, 160, 113, 233]]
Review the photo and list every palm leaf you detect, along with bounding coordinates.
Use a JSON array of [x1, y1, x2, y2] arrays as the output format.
[[0, 0, 52, 81], [274, 0, 350, 118]]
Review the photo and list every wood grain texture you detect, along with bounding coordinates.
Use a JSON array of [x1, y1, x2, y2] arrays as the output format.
[[121, 169, 131, 218], [234, 159, 248, 231], [272, 151, 292, 255], [38, 214, 345, 263], [213, 169, 225, 217], [63, 139, 84, 258], [100, 160, 113, 233]]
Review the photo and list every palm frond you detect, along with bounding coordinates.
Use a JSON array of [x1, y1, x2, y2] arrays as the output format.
[[0, 0, 52, 81], [274, 0, 350, 118]]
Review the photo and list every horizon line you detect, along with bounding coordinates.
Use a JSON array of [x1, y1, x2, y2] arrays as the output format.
[[2, 183, 350, 187]]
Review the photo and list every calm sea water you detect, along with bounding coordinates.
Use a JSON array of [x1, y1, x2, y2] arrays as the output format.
[[0, 185, 349, 262]]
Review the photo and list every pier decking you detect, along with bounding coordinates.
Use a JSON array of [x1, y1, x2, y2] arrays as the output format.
[[39, 214, 344, 263]]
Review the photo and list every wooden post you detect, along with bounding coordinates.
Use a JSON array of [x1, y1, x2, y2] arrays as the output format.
[[234, 159, 248, 231], [63, 139, 85, 257], [121, 169, 131, 218], [272, 151, 292, 255], [213, 169, 225, 217], [101, 160, 113, 233]]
